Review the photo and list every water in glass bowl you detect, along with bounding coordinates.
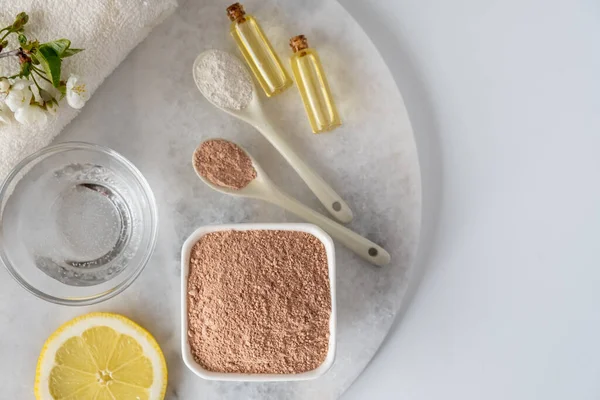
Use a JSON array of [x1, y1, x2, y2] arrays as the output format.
[[5, 162, 138, 286], [0, 143, 157, 304]]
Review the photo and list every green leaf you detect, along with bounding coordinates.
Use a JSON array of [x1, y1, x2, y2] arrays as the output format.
[[61, 48, 84, 58], [34, 46, 61, 87], [18, 34, 27, 45], [41, 39, 71, 56]]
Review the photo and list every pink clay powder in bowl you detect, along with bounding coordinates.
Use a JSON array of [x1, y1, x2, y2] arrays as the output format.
[[180, 223, 337, 381]]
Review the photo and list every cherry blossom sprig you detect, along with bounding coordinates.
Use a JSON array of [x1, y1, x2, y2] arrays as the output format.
[[0, 12, 88, 126]]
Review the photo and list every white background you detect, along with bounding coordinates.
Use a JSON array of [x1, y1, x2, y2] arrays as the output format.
[[340, 0, 600, 399]]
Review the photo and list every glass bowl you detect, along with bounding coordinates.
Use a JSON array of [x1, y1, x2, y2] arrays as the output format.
[[0, 142, 158, 305]]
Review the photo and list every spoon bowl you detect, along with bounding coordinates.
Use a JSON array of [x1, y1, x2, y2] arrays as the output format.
[[192, 52, 261, 124], [192, 142, 270, 200]]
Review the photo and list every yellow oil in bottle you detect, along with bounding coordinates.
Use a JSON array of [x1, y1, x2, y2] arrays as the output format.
[[289, 35, 341, 133], [227, 3, 292, 97]]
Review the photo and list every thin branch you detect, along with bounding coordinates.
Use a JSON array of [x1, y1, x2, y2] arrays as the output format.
[[0, 49, 19, 59], [0, 30, 11, 43]]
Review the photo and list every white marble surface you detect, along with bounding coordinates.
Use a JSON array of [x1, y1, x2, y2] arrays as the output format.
[[0, 0, 421, 398]]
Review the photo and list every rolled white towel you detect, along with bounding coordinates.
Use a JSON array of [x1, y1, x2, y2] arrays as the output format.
[[0, 0, 177, 180]]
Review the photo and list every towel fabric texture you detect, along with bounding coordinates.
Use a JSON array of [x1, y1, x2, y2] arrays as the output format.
[[0, 0, 177, 180]]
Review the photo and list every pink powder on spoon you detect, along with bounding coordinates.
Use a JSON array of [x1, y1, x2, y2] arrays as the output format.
[[193, 139, 257, 189]]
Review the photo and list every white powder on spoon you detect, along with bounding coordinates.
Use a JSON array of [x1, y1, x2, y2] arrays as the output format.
[[193, 49, 254, 110]]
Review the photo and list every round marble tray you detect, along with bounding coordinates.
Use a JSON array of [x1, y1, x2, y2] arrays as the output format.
[[0, 0, 421, 398]]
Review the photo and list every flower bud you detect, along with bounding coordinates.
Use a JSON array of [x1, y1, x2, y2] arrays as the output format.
[[12, 12, 29, 31]]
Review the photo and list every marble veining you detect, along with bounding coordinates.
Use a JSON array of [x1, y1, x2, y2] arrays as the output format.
[[0, 0, 421, 398]]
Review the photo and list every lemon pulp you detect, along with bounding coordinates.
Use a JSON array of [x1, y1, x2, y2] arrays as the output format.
[[35, 313, 167, 400]]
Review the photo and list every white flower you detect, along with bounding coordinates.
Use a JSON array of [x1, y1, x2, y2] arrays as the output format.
[[0, 102, 12, 124], [10, 79, 32, 90], [66, 74, 89, 109], [5, 82, 33, 112], [14, 104, 48, 125], [0, 78, 9, 93]]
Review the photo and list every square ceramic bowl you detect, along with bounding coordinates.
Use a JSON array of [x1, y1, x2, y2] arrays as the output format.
[[181, 223, 336, 381]]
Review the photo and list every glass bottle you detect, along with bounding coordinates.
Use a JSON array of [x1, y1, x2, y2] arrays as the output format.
[[289, 35, 341, 133], [227, 3, 292, 97]]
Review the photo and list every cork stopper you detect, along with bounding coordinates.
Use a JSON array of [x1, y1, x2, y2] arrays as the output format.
[[226, 3, 246, 22], [290, 35, 309, 53]]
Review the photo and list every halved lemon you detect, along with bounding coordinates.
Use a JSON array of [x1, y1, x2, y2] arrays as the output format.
[[35, 312, 167, 400]]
